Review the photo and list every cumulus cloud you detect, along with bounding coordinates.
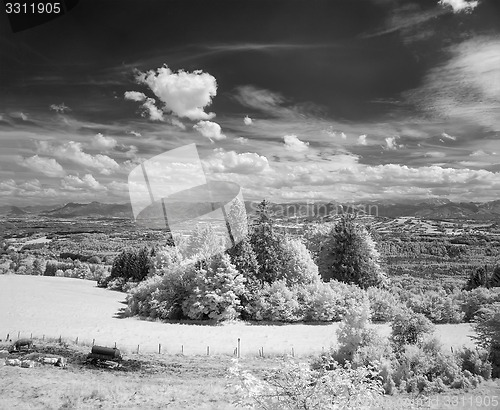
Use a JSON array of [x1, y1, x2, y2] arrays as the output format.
[[61, 174, 105, 191], [244, 115, 253, 125], [441, 132, 457, 141], [49, 103, 70, 113], [135, 65, 217, 120], [129, 130, 142, 137], [141, 98, 164, 121], [283, 134, 309, 152], [193, 120, 226, 142], [37, 141, 119, 175], [91, 133, 117, 150], [357, 135, 367, 145], [235, 137, 248, 144], [438, 0, 479, 13], [17, 155, 65, 177], [385, 136, 401, 150], [124, 91, 147, 102], [0, 179, 58, 199], [204, 150, 269, 174], [125, 91, 164, 121]]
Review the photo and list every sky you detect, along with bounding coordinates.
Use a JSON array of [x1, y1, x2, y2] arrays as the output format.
[[0, 0, 499, 206]]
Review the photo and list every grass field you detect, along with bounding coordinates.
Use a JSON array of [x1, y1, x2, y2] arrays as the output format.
[[1, 275, 499, 409], [0, 275, 477, 357]]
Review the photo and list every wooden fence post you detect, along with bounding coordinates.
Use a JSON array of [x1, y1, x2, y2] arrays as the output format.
[[181, 345, 184, 354], [137, 344, 140, 354], [159, 344, 161, 354], [207, 346, 210, 356], [237, 338, 240, 358], [76, 337, 78, 345], [92, 338, 95, 346]]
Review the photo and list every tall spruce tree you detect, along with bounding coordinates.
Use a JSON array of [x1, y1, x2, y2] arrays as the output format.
[[318, 213, 388, 289], [249, 199, 286, 284]]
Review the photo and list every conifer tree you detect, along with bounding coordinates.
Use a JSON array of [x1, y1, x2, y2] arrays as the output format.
[[250, 199, 286, 284], [318, 213, 388, 289]]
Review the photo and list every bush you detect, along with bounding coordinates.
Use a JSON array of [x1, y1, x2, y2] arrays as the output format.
[[472, 302, 500, 378], [299, 282, 344, 321], [228, 359, 384, 410], [127, 264, 195, 320], [406, 289, 464, 324], [460, 287, 500, 321], [390, 308, 435, 348], [367, 287, 400, 322], [247, 280, 302, 322], [456, 347, 492, 380], [181, 254, 246, 321]]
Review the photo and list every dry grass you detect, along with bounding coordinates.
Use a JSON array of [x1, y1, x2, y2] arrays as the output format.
[[1, 340, 499, 409]]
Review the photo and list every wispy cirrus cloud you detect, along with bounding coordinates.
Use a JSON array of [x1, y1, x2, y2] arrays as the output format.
[[406, 35, 500, 131]]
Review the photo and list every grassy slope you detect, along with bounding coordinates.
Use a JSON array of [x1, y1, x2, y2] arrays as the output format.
[[0, 275, 476, 357]]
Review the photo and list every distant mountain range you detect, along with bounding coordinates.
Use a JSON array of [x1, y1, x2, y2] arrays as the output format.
[[0, 199, 499, 221]]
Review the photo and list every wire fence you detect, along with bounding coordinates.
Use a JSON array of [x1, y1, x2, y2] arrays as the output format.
[[1, 330, 316, 358]]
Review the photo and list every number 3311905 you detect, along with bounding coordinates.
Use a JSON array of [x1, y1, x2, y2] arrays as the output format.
[[5, 2, 62, 14]]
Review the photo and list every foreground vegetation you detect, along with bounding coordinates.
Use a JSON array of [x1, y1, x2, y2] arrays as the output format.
[[1, 338, 499, 410]]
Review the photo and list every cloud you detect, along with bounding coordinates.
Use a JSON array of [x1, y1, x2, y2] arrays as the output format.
[[61, 174, 106, 191], [204, 150, 269, 174], [425, 151, 447, 158], [193, 120, 226, 142], [234, 86, 285, 115], [385, 137, 398, 150], [441, 132, 457, 141], [17, 155, 65, 177], [124, 91, 147, 102], [91, 133, 117, 150], [135, 65, 217, 120], [170, 117, 186, 130], [235, 137, 248, 144], [243, 115, 253, 125], [125, 91, 164, 121], [438, 0, 479, 13], [49, 103, 70, 113], [283, 134, 309, 152], [129, 130, 142, 137], [357, 135, 367, 145], [11, 112, 28, 121], [37, 141, 119, 175], [406, 36, 500, 131], [141, 98, 164, 121]]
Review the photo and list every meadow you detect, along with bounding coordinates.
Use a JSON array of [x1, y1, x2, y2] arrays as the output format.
[[0, 275, 476, 356]]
